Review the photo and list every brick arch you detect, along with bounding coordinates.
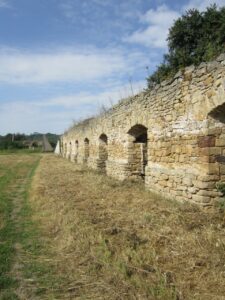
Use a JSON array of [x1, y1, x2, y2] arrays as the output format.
[[64, 142, 67, 158], [84, 138, 90, 162], [208, 102, 225, 124], [74, 140, 79, 162], [69, 141, 72, 159], [99, 133, 108, 145], [97, 134, 108, 172], [205, 84, 225, 117], [127, 124, 148, 179], [124, 120, 148, 136], [127, 124, 148, 142]]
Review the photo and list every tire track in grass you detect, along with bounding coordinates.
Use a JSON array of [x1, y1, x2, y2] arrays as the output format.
[[0, 155, 41, 300]]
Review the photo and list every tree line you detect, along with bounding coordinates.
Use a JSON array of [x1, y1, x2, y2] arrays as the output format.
[[0, 133, 59, 150]]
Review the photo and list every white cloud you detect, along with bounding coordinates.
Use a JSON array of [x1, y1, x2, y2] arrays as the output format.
[[36, 80, 146, 108], [125, 0, 225, 49], [124, 5, 180, 49], [184, 0, 225, 11], [0, 47, 147, 85], [0, 101, 69, 134], [59, 2, 75, 20], [0, 0, 10, 8], [0, 80, 146, 134]]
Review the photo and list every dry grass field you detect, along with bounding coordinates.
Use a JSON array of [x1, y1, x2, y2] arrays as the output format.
[[1, 153, 225, 299]]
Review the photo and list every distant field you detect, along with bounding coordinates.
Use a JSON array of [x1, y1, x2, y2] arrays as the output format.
[[0, 148, 42, 155], [0, 154, 225, 299]]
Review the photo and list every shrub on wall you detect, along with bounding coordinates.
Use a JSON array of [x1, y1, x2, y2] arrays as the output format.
[[147, 5, 225, 88]]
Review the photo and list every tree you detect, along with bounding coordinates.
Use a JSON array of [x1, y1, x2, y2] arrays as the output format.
[[147, 5, 225, 88]]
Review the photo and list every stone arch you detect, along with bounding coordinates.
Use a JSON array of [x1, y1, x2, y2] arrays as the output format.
[[127, 124, 148, 179], [208, 102, 225, 123], [64, 143, 67, 157], [97, 134, 108, 172], [69, 141, 72, 159], [208, 103, 225, 181], [75, 140, 79, 150], [84, 138, 90, 162], [74, 140, 79, 162], [59, 140, 63, 154]]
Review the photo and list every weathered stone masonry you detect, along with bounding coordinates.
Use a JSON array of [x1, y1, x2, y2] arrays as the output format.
[[60, 54, 225, 206]]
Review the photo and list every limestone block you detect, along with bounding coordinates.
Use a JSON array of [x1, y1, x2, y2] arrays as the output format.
[[174, 177, 182, 184], [167, 181, 174, 188], [198, 175, 219, 182], [177, 185, 187, 191], [216, 53, 225, 62], [188, 187, 198, 194], [179, 155, 185, 163], [192, 195, 211, 203], [196, 67, 207, 77], [183, 177, 193, 186], [199, 147, 221, 156], [219, 165, 225, 175], [207, 164, 220, 175], [216, 135, 225, 147], [208, 127, 222, 135], [158, 180, 169, 187], [204, 76, 213, 86], [197, 190, 220, 197], [197, 136, 216, 148], [215, 79, 222, 87], [161, 174, 169, 180], [193, 180, 215, 189], [207, 61, 220, 72]]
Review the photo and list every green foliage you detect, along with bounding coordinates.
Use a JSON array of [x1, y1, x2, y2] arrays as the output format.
[[0, 132, 59, 150], [147, 5, 225, 88], [216, 182, 225, 196], [216, 182, 225, 211]]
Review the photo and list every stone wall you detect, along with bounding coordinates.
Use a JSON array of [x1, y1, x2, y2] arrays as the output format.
[[60, 54, 225, 206]]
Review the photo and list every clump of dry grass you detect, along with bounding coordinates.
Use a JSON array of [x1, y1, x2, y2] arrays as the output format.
[[29, 155, 225, 299]]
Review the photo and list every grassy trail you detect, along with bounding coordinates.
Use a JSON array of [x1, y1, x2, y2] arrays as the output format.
[[0, 154, 225, 299], [0, 154, 40, 300], [29, 155, 225, 300]]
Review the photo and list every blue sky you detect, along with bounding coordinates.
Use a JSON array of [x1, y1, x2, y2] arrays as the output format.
[[0, 0, 224, 134]]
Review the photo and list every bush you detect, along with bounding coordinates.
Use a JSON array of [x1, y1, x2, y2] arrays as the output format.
[[147, 5, 225, 88], [216, 182, 225, 211]]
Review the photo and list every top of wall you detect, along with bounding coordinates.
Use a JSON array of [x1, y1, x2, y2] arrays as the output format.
[[64, 53, 225, 137]]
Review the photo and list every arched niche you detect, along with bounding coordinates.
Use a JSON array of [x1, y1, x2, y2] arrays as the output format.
[[64, 143, 67, 157], [208, 102, 225, 124], [75, 140, 79, 153], [59, 140, 63, 154], [69, 141, 72, 156], [127, 124, 148, 178], [84, 138, 90, 161], [208, 103, 225, 179], [74, 140, 79, 162], [98, 134, 108, 172]]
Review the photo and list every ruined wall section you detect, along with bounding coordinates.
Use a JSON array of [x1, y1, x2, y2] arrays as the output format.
[[146, 56, 225, 204], [61, 54, 225, 205]]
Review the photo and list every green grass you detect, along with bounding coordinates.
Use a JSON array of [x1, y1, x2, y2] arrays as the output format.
[[0, 154, 63, 299], [0, 148, 42, 155], [0, 167, 18, 291], [0, 155, 41, 299]]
